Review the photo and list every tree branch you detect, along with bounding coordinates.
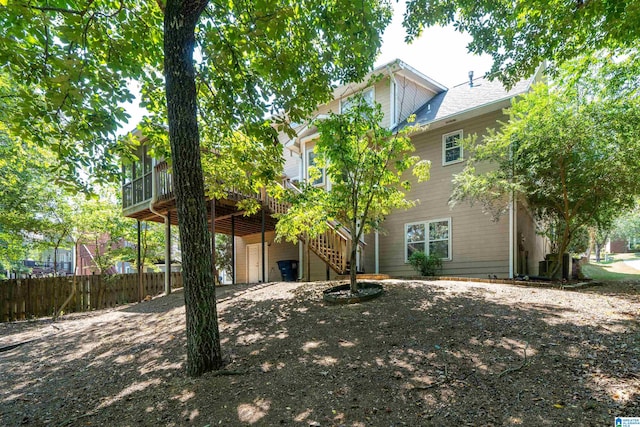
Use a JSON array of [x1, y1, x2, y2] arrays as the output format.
[[155, 0, 165, 13], [23, 4, 85, 16]]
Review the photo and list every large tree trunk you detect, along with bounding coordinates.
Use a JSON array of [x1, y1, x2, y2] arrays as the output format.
[[549, 223, 570, 280], [164, 0, 222, 377]]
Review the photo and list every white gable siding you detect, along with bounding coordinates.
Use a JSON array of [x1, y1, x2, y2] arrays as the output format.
[[282, 146, 301, 181], [394, 75, 438, 125]]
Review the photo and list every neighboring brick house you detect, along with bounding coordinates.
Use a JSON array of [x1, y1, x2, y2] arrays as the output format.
[[74, 236, 120, 276], [609, 239, 633, 254], [122, 59, 546, 283]]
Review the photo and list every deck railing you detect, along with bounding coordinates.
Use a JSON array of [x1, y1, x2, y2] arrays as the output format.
[[154, 161, 262, 205], [155, 161, 174, 201]]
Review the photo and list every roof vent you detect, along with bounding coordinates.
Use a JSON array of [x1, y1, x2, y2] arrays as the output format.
[[468, 70, 474, 87]]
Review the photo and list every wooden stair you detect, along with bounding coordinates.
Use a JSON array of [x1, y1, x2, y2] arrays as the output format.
[[265, 180, 364, 275]]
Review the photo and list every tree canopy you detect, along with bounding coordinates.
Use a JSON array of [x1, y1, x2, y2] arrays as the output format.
[[0, 5, 161, 188], [403, 0, 640, 86], [0, 130, 66, 273]]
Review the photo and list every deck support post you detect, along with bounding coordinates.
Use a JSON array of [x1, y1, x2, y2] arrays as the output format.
[[231, 215, 236, 285], [165, 211, 171, 295], [137, 220, 142, 302], [306, 239, 311, 282], [261, 207, 266, 283], [211, 199, 216, 284]]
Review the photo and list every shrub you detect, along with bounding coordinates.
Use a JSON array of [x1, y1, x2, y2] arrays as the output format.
[[408, 251, 443, 276]]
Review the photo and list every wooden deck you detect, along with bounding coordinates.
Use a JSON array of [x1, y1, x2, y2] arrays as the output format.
[[122, 161, 279, 237]]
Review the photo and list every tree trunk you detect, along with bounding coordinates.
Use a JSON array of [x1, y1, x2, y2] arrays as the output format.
[[164, 0, 222, 377], [349, 225, 358, 293], [53, 244, 58, 275], [549, 224, 570, 280], [349, 244, 358, 293]]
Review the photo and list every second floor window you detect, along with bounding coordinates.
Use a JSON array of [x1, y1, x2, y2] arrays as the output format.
[[443, 130, 463, 165], [340, 87, 375, 114], [306, 148, 325, 187]]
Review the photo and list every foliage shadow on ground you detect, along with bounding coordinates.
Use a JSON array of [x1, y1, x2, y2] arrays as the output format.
[[0, 280, 637, 426]]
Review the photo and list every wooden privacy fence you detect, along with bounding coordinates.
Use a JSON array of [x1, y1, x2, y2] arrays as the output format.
[[0, 272, 183, 322]]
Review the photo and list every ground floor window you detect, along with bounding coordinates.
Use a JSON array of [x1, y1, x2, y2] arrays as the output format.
[[405, 218, 451, 261]]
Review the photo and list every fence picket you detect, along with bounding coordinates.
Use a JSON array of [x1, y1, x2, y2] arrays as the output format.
[[1, 280, 6, 322], [0, 272, 183, 322]]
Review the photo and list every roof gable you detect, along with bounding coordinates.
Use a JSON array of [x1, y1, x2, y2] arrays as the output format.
[[332, 58, 447, 100]]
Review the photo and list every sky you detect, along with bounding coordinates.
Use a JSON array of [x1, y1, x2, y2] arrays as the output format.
[[375, 1, 493, 88]]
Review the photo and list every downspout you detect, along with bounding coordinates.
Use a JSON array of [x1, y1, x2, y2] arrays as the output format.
[[508, 134, 515, 279], [387, 65, 398, 128], [71, 243, 77, 276], [231, 215, 236, 284], [372, 65, 392, 275], [375, 230, 379, 274], [298, 147, 304, 280], [148, 163, 171, 295], [509, 194, 514, 279], [298, 241, 304, 280]]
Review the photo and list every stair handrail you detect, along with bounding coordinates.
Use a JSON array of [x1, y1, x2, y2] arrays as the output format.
[[280, 179, 359, 243]]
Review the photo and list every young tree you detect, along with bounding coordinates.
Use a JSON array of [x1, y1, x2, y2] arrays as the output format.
[[35, 196, 75, 275], [590, 226, 612, 263], [1, 0, 393, 376], [214, 234, 233, 282], [276, 96, 430, 292], [0, 131, 65, 274], [116, 218, 172, 274], [403, 0, 640, 86], [451, 58, 640, 278]]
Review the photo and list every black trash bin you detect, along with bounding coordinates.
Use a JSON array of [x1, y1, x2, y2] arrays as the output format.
[[277, 260, 299, 282]]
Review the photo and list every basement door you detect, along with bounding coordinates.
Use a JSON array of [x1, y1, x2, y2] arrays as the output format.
[[246, 243, 268, 283]]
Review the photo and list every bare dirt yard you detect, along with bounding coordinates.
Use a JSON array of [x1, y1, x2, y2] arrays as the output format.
[[1, 279, 638, 426]]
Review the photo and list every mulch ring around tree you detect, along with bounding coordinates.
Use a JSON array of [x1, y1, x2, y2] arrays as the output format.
[[322, 281, 384, 304]]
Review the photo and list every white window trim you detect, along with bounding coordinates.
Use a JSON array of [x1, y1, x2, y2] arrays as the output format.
[[404, 218, 452, 262], [442, 129, 464, 166], [305, 146, 325, 187], [340, 86, 375, 114]]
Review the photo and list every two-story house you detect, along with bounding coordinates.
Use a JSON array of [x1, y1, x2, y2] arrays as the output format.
[[122, 59, 546, 284]]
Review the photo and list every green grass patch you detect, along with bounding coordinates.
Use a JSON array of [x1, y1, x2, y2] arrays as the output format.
[[581, 262, 640, 281]]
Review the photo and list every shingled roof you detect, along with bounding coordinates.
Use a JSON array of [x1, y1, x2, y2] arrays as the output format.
[[407, 74, 536, 128]]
